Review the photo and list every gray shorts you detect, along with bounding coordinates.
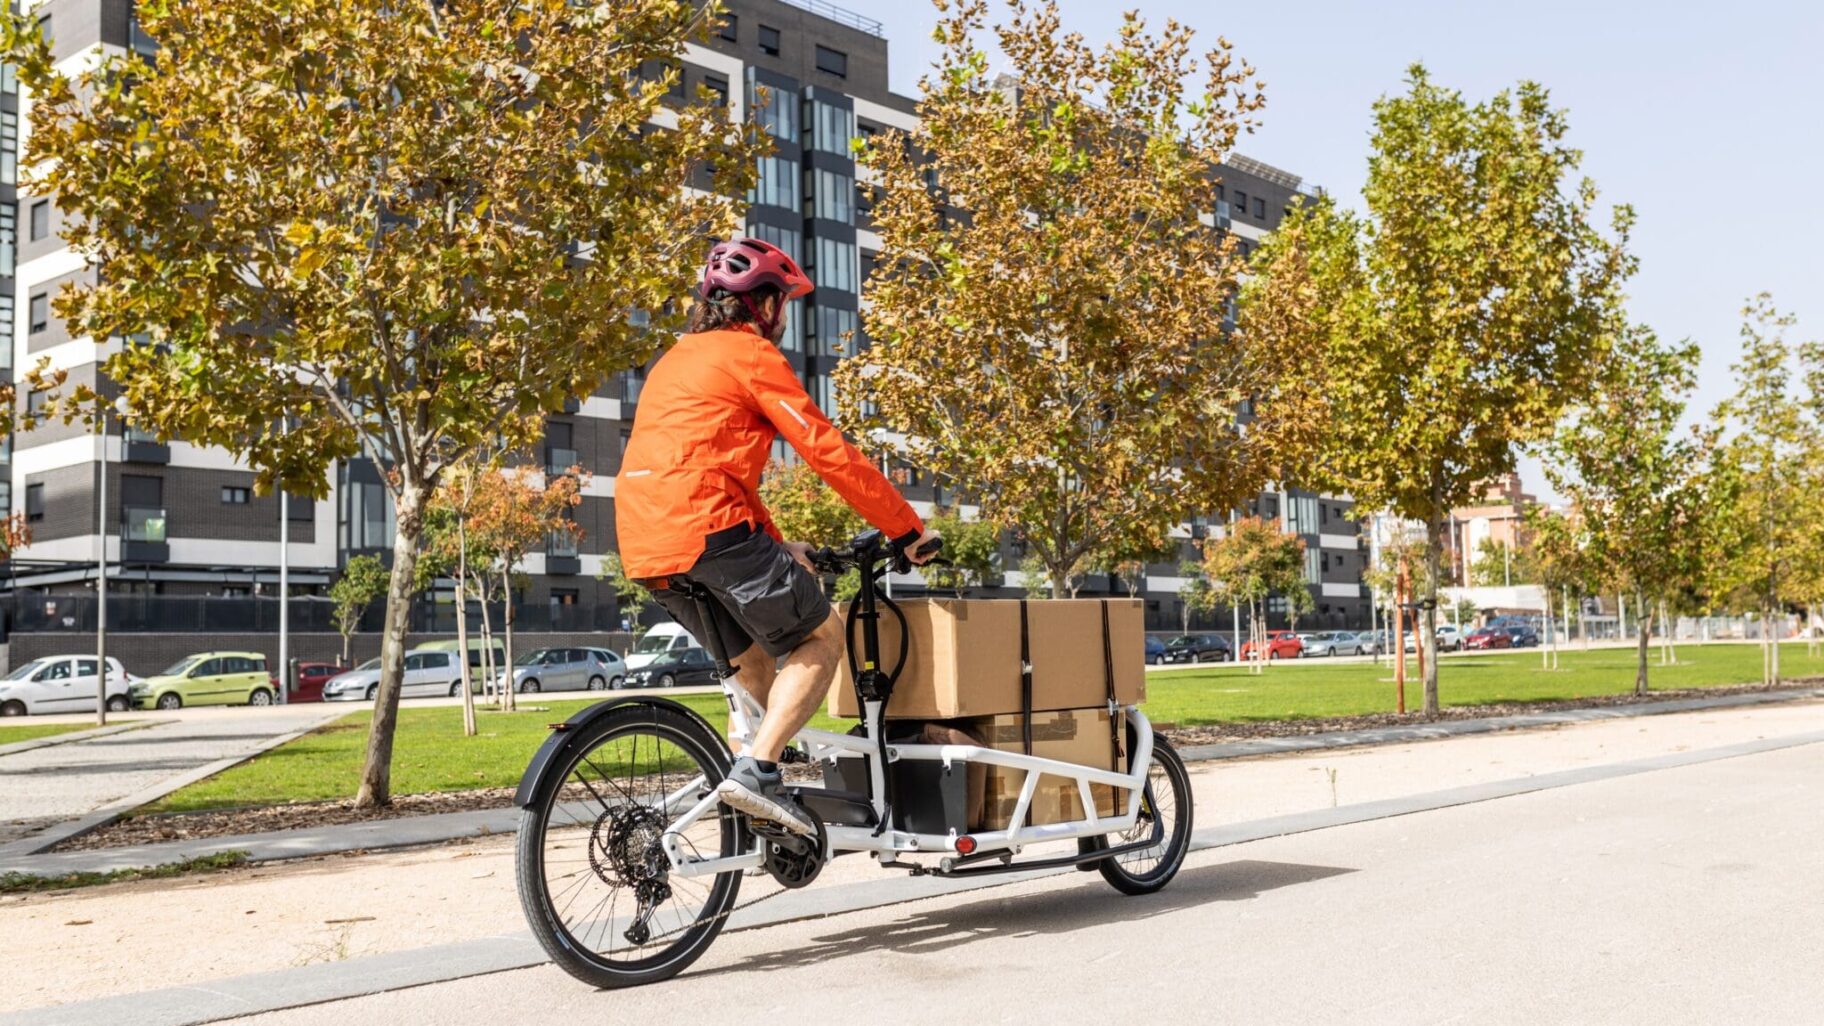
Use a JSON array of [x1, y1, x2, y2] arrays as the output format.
[[651, 529, 833, 663]]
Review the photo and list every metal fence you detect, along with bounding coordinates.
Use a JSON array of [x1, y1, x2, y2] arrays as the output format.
[[2, 590, 625, 637]]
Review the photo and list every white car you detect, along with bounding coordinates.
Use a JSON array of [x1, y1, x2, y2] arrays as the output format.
[[624, 625, 697, 671], [1436, 625, 1464, 651], [323, 650, 473, 702], [0, 656, 135, 716], [496, 647, 626, 693]]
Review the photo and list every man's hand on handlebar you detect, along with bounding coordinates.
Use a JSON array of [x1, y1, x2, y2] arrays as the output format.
[[904, 529, 943, 566], [782, 540, 818, 574]]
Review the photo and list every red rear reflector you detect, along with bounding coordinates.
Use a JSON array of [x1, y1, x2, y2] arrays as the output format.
[[955, 835, 977, 856]]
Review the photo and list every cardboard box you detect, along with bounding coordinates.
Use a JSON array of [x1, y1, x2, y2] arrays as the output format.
[[828, 598, 1146, 719], [967, 709, 1127, 830]]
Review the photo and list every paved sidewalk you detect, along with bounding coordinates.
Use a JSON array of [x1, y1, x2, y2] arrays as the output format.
[[3, 687, 1817, 877], [0, 705, 344, 851]]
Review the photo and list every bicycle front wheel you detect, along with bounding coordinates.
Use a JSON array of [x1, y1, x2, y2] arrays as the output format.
[[515, 704, 742, 988], [1083, 733, 1193, 895]]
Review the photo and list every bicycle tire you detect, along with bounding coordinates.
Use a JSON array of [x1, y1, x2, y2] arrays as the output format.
[[516, 704, 742, 988], [1081, 733, 1193, 896]]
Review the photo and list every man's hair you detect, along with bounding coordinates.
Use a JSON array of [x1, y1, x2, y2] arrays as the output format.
[[686, 285, 782, 333]]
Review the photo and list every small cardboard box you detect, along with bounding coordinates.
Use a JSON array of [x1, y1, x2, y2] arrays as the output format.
[[967, 709, 1126, 830], [828, 598, 1146, 719]]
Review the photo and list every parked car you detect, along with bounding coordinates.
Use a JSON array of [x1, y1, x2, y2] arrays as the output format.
[[323, 650, 470, 702], [288, 662, 348, 703], [624, 624, 698, 671], [415, 638, 506, 675], [1301, 631, 1364, 657], [628, 647, 719, 688], [1502, 625, 1542, 648], [1162, 634, 1232, 664], [132, 652, 275, 710], [1240, 630, 1304, 660], [1433, 625, 1463, 651], [500, 647, 621, 694], [1463, 628, 1514, 651], [579, 648, 629, 689], [0, 656, 133, 716], [1144, 636, 1168, 665], [1353, 630, 1386, 655]]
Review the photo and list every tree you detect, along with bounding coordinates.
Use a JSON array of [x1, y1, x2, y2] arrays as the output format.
[[598, 554, 655, 633], [1526, 505, 1594, 663], [838, 0, 1325, 599], [1, 1, 760, 805], [919, 509, 1003, 598], [1467, 536, 1541, 588], [1201, 517, 1311, 673], [758, 460, 866, 600], [1544, 326, 1704, 693], [329, 555, 389, 666], [470, 467, 586, 711], [423, 455, 514, 736], [1089, 531, 1181, 599], [1177, 559, 1215, 633], [1707, 296, 1818, 685], [1240, 65, 1634, 714]]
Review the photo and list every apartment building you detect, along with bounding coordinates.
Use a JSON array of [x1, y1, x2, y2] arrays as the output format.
[[1, 0, 1369, 643]]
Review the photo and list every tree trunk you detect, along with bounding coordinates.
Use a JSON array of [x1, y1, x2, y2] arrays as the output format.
[[501, 564, 517, 712], [455, 517, 476, 738], [1421, 514, 1443, 717], [1051, 569, 1068, 599], [354, 481, 425, 808], [478, 588, 496, 704], [340, 627, 351, 667], [1541, 591, 1551, 670], [1634, 597, 1652, 696], [1768, 596, 1781, 685]]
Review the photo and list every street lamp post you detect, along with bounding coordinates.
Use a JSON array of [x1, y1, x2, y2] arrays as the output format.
[[95, 396, 129, 726], [277, 420, 290, 704]]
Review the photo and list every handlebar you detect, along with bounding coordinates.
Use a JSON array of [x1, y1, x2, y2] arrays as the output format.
[[807, 529, 944, 577]]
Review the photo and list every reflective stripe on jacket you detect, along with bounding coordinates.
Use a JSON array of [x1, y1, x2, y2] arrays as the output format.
[[615, 328, 925, 578]]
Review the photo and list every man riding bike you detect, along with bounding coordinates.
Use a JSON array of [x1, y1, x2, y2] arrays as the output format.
[[617, 237, 939, 839]]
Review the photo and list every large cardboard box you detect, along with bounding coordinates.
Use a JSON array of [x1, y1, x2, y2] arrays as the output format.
[[968, 709, 1126, 830], [828, 598, 1146, 719]]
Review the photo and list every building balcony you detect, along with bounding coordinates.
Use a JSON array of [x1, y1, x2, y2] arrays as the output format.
[[122, 426, 169, 464], [122, 506, 169, 562]]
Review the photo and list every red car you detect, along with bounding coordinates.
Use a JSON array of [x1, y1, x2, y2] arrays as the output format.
[[1240, 630, 1304, 661], [288, 662, 350, 703], [1462, 629, 1513, 651]]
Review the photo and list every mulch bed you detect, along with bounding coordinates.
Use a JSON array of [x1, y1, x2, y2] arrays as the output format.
[[56, 680, 1823, 852]]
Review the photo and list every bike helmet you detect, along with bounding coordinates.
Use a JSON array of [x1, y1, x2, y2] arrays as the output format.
[[702, 237, 814, 300]]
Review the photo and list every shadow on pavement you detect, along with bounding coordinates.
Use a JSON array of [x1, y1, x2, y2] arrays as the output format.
[[697, 859, 1355, 978]]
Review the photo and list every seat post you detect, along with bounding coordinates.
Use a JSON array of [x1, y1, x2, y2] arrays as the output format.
[[679, 581, 739, 679]]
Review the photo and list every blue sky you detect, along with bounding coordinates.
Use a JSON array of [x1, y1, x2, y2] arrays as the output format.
[[843, 0, 1824, 498]]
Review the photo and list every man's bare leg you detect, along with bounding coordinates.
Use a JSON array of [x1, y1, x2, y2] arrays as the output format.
[[746, 610, 844, 762], [728, 649, 778, 753]]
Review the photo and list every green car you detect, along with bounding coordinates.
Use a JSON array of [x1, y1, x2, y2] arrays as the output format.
[[132, 651, 276, 710]]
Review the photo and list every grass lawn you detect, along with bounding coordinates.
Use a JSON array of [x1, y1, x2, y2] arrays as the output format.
[[147, 642, 1823, 813], [1142, 642, 1824, 726], [0, 721, 109, 746], [145, 694, 854, 814]]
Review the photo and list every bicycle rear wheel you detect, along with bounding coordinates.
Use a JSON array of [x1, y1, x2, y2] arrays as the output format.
[[515, 705, 742, 988], [1082, 733, 1193, 895]]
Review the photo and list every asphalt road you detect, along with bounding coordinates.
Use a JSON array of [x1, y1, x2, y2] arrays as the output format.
[[225, 718, 1824, 1025]]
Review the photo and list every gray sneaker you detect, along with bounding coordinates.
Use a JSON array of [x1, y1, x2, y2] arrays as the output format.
[[718, 757, 816, 837]]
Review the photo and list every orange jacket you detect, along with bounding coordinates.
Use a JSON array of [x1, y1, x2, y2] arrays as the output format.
[[615, 328, 925, 578]]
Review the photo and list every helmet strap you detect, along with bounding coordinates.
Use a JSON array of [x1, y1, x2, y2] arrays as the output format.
[[739, 292, 785, 344]]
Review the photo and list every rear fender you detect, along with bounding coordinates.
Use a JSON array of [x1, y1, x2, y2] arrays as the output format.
[[512, 695, 725, 809]]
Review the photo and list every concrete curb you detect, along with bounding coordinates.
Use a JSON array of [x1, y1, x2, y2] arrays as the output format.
[[0, 722, 149, 758], [12, 726, 1824, 1026], [1174, 686, 1824, 761], [0, 709, 347, 859], [4, 687, 1818, 876]]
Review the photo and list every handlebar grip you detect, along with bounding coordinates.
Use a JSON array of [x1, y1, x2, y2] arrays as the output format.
[[911, 535, 944, 560]]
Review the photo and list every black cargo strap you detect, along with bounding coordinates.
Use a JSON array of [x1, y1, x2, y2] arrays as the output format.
[[1018, 600, 1033, 755], [1100, 599, 1121, 769]]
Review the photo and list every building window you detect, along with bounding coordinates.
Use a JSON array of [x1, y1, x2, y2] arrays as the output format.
[[287, 494, 312, 522], [749, 74, 796, 142], [0, 113, 15, 185], [2, 62, 14, 96], [815, 45, 847, 78], [221, 486, 251, 504], [807, 100, 856, 155], [30, 200, 49, 241], [37, 14, 51, 48], [810, 306, 857, 357], [1254, 197, 1266, 219], [29, 292, 48, 333], [810, 169, 854, 223], [702, 74, 728, 107], [347, 478, 395, 551], [757, 24, 780, 56], [716, 13, 737, 42], [1233, 191, 1247, 218], [1305, 548, 1322, 585], [750, 155, 800, 212], [26, 388, 48, 416], [812, 236, 857, 293], [0, 204, 13, 276], [25, 482, 42, 521]]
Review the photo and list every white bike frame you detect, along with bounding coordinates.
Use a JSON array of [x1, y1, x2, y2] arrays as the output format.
[[660, 676, 1158, 880]]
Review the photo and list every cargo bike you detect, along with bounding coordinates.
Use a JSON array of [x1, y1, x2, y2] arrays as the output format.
[[513, 530, 1193, 988]]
